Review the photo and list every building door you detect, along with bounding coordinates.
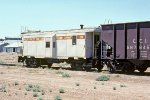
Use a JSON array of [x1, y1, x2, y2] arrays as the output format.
[[13, 48, 16, 52]]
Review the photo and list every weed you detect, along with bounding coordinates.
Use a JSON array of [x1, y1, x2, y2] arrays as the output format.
[[3, 89, 6, 92], [59, 88, 65, 93], [115, 75, 120, 77], [14, 81, 19, 86], [75, 82, 80, 86], [113, 87, 116, 90], [25, 92, 27, 95], [33, 92, 38, 97], [62, 73, 71, 78], [41, 90, 45, 95], [28, 69, 39, 73], [54, 95, 61, 100], [94, 86, 96, 89], [120, 84, 126, 87], [56, 71, 64, 75], [19, 88, 21, 90], [49, 89, 52, 92], [101, 83, 104, 85], [96, 75, 109, 81]]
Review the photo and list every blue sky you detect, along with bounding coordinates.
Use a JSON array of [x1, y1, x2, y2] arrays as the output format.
[[0, 0, 150, 38]]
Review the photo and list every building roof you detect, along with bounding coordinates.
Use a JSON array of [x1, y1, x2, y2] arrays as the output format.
[[4, 42, 22, 48], [5, 37, 21, 40], [0, 41, 5, 45]]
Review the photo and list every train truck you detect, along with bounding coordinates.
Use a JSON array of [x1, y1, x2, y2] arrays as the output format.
[[101, 21, 150, 73]]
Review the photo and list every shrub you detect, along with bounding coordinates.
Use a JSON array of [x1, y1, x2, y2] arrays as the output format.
[[62, 73, 71, 78], [59, 88, 65, 93], [0, 84, 6, 92], [33, 92, 38, 97], [25, 84, 41, 92], [75, 82, 80, 86], [94, 86, 96, 89], [56, 71, 64, 75], [25, 86, 31, 91], [54, 95, 61, 100], [0, 60, 4, 64], [28, 84, 33, 88], [101, 83, 104, 85], [33, 87, 41, 92], [37, 96, 43, 100], [96, 75, 110, 81]]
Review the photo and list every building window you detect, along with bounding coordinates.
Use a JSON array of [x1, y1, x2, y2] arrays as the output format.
[[46, 42, 50, 48], [72, 36, 76, 45], [53, 42, 56, 48]]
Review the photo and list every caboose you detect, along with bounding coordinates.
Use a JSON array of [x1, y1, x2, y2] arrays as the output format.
[[18, 26, 102, 71]]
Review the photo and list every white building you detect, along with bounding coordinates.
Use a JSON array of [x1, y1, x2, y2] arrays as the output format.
[[0, 37, 22, 53], [0, 40, 8, 52], [3, 42, 22, 53]]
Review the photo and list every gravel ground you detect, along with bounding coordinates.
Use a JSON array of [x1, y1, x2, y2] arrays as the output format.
[[0, 53, 150, 100]]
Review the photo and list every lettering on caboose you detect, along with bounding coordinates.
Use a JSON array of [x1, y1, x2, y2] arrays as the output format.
[[24, 37, 44, 41], [56, 35, 85, 40]]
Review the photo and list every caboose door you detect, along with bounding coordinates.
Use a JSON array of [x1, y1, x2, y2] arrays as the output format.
[[45, 37, 52, 57], [52, 35, 57, 58]]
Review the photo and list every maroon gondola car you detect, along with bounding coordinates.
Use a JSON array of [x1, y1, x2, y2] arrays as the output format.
[[101, 21, 150, 73]]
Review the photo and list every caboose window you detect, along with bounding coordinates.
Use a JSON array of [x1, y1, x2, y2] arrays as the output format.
[[46, 42, 50, 48], [72, 36, 76, 45]]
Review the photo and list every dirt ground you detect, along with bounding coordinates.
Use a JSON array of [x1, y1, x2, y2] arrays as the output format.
[[0, 53, 150, 100]]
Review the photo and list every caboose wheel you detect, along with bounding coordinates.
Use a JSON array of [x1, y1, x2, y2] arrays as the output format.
[[137, 66, 147, 73], [107, 60, 116, 73], [71, 62, 83, 71], [48, 63, 53, 68], [96, 61, 103, 72]]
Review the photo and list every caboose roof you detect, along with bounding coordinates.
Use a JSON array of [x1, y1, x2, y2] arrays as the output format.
[[21, 27, 101, 35]]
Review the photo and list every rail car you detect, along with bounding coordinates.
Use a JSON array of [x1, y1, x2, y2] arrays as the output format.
[[18, 21, 150, 73], [101, 21, 150, 73]]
